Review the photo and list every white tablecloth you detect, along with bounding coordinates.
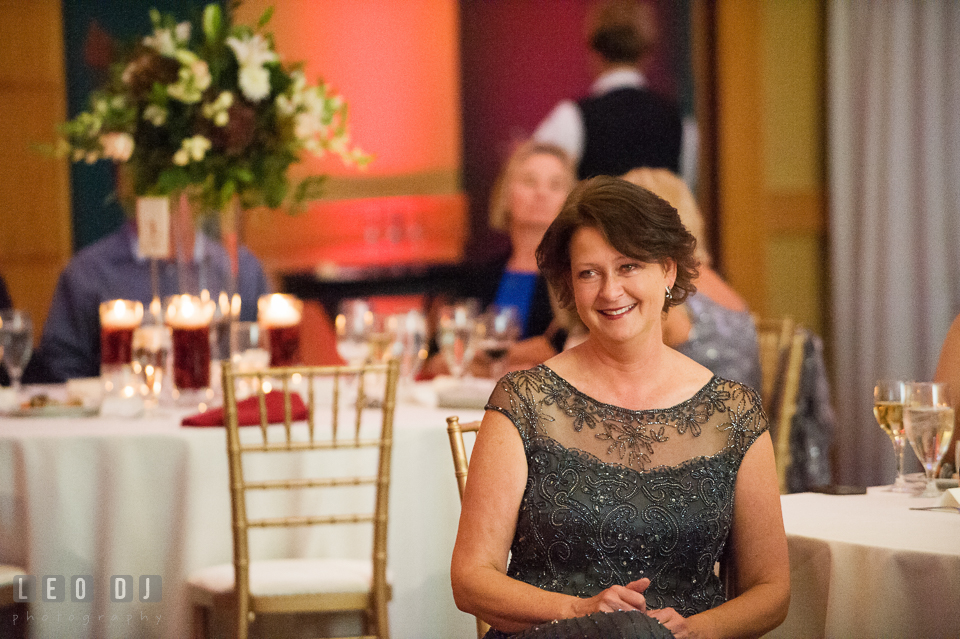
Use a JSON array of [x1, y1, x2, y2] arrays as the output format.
[[769, 489, 960, 639], [0, 392, 485, 639]]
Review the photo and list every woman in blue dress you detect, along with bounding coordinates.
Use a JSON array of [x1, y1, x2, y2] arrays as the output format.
[[451, 176, 789, 638]]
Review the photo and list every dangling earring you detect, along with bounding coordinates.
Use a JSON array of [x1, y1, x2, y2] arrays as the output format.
[[665, 286, 673, 301]]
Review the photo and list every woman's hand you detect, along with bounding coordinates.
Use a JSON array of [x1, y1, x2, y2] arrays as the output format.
[[571, 578, 651, 616], [647, 607, 707, 639]]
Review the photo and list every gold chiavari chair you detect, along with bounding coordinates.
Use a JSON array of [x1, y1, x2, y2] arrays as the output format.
[[187, 359, 400, 639], [445, 416, 491, 639], [755, 317, 806, 493]]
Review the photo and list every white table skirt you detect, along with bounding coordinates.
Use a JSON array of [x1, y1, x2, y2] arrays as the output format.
[[0, 396, 485, 639], [768, 489, 960, 639]]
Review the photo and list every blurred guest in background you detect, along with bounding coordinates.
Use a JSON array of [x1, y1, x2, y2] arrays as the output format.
[[623, 167, 762, 392], [25, 215, 269, 383], [934, 312, 960, 477], [534, 0, 682, 179], [475, 140, 576, 370]]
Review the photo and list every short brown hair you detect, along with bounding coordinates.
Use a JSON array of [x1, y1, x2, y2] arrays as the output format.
[[587, 0, 656, 65], [536, 175, 699, 312]]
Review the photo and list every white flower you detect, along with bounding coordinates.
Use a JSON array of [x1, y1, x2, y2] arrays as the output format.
[[202, 91, 234, 126], [174, 21, 191, 44], [167, 56, 211, 104], [182, 135, 211, 161], [143, 104, 168, 126], [143, 28, 177, 56], [238, 66, 271, 102], [173, 149, 190, 166], [226, 34, 278, 68], [100, 132, 134, 162]]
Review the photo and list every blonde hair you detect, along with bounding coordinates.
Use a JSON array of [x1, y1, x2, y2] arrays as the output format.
[[621, 167, 711, 266], [488, 140, 576, 232]]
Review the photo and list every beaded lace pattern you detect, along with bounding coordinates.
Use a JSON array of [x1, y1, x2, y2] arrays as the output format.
[[485, 365, 767, 617]]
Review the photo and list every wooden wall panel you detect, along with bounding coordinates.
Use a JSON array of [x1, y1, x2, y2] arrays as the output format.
[[0, 0, 71, 340]]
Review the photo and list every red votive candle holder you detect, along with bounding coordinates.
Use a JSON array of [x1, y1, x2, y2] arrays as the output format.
[[99, 299, 144, 371], [257, 294, 303, 367], [165, 294, 216, 390]]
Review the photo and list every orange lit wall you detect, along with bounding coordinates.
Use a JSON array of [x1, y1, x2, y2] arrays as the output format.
[[236, 0, 465, 271]]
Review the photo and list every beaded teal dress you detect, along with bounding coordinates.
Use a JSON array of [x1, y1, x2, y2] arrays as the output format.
[[482, 365, 768, 639]]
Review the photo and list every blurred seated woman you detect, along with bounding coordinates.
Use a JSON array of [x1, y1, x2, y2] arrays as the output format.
[[484, 140, 576, 369], [451, 176, 789, 639], [623, 168, 761, 392], [934, 313, 960, 477]]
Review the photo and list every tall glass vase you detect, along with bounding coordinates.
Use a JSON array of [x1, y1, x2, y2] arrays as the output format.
[[210, 194, 242, 362]]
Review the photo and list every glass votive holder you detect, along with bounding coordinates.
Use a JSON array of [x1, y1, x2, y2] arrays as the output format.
[[258, 294, 303, 367], [132, 324, 171, 409], [165, 294, 216, 391], [99, 299, 143, 373]]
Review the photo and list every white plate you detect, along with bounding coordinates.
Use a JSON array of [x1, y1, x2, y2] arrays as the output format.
[[4, 405, 99, 418]]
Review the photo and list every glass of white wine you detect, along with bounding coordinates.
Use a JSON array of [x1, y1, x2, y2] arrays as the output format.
[[903, 381, 955, 498], [873, 380, 910, 492]]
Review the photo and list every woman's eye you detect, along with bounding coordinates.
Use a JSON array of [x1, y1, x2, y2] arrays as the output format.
[[620, 263, 639, 273], [577, 269, 595, 279]]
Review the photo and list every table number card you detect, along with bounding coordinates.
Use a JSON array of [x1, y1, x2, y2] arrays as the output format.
[[136, 196, 170, 258]]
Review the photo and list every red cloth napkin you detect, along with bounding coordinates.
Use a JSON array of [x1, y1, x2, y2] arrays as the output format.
[[181, 391, 308, 427]]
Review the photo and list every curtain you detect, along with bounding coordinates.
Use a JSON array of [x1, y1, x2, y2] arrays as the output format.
[[828, 1, 960, 487]]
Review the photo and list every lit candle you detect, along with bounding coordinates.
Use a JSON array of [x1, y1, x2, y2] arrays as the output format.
[[258, 294, 303, 328], [258, 294, 303, 366], [99, 299, 144, 369], [165, 294, 216, 390]]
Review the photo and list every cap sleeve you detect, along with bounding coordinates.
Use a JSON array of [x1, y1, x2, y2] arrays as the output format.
[[485, 368, 547, 444]]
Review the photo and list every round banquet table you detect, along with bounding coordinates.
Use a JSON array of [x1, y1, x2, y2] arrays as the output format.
[[0, 385, 486, 639], [768, 487, 960, 639]]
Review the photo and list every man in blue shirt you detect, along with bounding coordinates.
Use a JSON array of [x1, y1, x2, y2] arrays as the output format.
[[25, 223, 269, 382]]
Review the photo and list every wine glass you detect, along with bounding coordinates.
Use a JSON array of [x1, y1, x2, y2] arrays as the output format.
[[903, 381, 955, 498], [0, 310, 33, 396], [335, 299, 373, 366], [476, 305, 521, 380], [873, 380, 910, 492], [437, 299, 479, 379], [387, 310, 428, 382]]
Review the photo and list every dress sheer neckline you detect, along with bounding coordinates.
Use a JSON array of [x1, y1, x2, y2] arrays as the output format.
[[535, 363, 721, 415]]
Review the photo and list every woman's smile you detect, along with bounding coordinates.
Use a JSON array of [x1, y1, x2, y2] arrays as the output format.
[[597, 303, 637, 318]]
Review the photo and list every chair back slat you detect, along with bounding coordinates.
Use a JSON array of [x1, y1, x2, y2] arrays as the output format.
[[755, 317, 807, 493], [445, 416, 490, 638], [220, 358, 399, 639]]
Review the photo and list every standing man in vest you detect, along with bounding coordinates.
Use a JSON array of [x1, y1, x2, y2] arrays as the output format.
[[533, 0, 683, 180]]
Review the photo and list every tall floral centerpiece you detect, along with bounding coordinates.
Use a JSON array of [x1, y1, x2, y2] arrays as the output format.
[[54, 3, 369, 303]]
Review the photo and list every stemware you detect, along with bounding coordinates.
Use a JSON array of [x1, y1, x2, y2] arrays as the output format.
[[387, 310, 428, 382], [438, 299, 480, 379], [902, 381, 955, 498], [335, 299, 373, 366], [873, 380, 910, 492], [0, 310, 33, 395], [476, 305, 521, 380]]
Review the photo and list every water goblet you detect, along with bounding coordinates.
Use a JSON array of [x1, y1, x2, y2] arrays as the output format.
[[386, 310, 428, 382], [438, 299, 480, 379], [0, 309, 33, 396], [335, 299, 373, 366], [476, 305, 521, 380], [903, 381, 955, 498], [873, 380, 910, 492]]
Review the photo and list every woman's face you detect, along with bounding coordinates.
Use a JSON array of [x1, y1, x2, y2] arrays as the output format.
[[507, 152, 570, 231], [570, 226, 675, 346]]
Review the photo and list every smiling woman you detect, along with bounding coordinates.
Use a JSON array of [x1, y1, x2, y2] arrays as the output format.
[[451, 176, 790, 639]]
